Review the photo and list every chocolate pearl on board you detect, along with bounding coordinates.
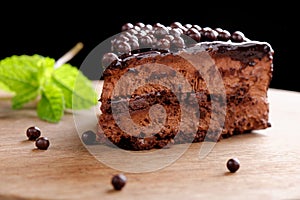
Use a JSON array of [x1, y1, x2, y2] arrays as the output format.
[[81, 130, 97, 145], [111, 174, 127, 190], [226, 158, 240, 173], [35, 137, 50, 150], [26, 126, 41, 141]]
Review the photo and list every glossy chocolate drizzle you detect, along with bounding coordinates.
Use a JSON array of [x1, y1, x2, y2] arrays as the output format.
[[107, 41, 273, 70]]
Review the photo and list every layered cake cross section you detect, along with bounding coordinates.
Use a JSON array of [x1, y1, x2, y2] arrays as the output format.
[[97, 22, 273, 150]]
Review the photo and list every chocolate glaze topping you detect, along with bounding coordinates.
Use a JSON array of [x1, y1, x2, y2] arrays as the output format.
[[105, 41, 273, 71], [102, 22, 274, 71]]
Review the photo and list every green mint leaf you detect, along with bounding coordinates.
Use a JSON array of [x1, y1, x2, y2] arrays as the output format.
[[0, 81, 12, 92], [12, 87, 39, 109], [37, 84, 64, 123], [52, 63, 98, 110], [0, 55, 45, 108]]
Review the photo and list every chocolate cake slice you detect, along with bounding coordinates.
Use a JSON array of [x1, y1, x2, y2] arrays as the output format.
[[97, 22, 273, 150]]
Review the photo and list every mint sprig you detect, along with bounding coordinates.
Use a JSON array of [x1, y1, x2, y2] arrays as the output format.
[[0, 53, 98, 123]]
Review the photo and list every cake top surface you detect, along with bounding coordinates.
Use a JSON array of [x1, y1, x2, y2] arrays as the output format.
[[102, 22, 274, 69]]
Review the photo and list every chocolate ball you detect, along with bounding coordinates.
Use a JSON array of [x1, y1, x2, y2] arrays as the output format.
[[226, 158, 240, 173], [35, 137, 50, 150], [102, 52, 119, 67], [170, 22, 183, 29], [121, 23, 134, 31], [26, 126, 41, 141], [192, 25, 202, 31], [231, 31, 245, 42], [164, 34, 175, 42], [81, 130, 96, 145], [185, 27, 200, 36], [153, 22, 164, 28], [115, 41, 131, 53], [185, 28, 201, 42], [171, 37, 185, 49], [170, 28, 182, 38], [154, 26, 169, 39], [156, 38, 170, 50], [133, 25, 141, 32], [218, 30, 231, 41], [117, 35, 130, 42], [139, 35, 153, 48], [135, 22, 145, 28], [188, 33, 201, 42], [215, 27, 223, 33], [127, 29, 138, 35], [128, 39, 139, 50], [203, 29, 218, 41], [184, 23, 192, 29], [143, 24, 153, 31], [111, 174, 127, 190]]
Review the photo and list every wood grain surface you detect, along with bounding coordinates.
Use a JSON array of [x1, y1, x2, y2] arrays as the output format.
[[1, 83, 300, 200]]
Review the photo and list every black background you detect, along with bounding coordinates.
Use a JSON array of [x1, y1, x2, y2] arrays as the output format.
[[0, 5, 298, 91]]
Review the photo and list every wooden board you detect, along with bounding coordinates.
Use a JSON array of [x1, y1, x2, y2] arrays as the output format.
[[1, 82, 300, 200]]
